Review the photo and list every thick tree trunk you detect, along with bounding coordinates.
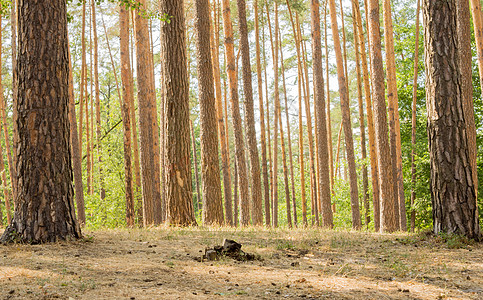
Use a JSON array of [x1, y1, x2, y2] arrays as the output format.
[[221, 0, 251, 226], [368, 0, 397, 232], [424, 0, 481, 240], [328, 0, 361, 229], [311, 0, 333, 228], [194, 0, 224, 225], [262, 17, 272, 227], [161, 0, 197, 226], [1, 0, 81, 243]]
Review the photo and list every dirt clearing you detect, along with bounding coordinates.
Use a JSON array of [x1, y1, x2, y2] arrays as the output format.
[[0, 227, 481, 299]]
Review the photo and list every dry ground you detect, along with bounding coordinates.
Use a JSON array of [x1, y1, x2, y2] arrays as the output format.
[[0, 227, 481, 299]]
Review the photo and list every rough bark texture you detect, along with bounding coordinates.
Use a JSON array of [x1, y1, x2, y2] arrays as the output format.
[[120, 5, 135, 227], [1, 0, 81, 243], [328, 0, 361, 230], [423, 0, 481, 240], [368, 0, 397, 232], [384, 0, 406, 231], [221, 0, 250, 226], [194, 0, 224, 225], [236, 0, 263, 226], [311, 0, 333, 228], [254, 0, 270, 228], [135, 0, 162, 226], [160, 0, 197, 226]]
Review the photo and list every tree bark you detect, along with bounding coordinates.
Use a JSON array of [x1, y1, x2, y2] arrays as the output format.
[[1, 0, 82, 243], [120, 4, 135, 227], [368, 0, 397, 232], [383, 0, 406, 231], [194, 0, 224, 225], [424, 0, 481, 240], [279, 30, 298, 227], [353, 16, 370, 228], [211, 0, 232, 226], [221, 0, 251, 226], [254, 0, 270, 228], [136, 0, 162, 226], [311, 0, 333, 228], [353, 0, 380, 231], [461, 0, 478, 201], [328, 0, 361, 229], [236, 0, 263, 226], [161, 0, 197, 226]]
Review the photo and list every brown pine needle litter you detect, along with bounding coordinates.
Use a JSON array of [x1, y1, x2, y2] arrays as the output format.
[[0, 226, 481, 299]]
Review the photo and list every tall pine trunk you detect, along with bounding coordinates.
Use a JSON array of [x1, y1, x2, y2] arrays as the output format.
[[424, 0, 480, 240], [1, 0, 82, 243], [311, 0, 333, 228], [368, 0, 397, 232], [194, 0, 224, 225], [353, 0, 380, 231], [136, 0, 162, 225], [221, 0, 251, 226], [254, 0, 270, 227], [120, 5, 135, 227], [328, 0, 361, 229]]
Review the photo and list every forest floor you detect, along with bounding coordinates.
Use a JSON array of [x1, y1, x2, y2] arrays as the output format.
[[0, 226, 482, 300]]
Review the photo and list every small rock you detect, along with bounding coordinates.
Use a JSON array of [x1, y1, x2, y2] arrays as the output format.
[[209, 270, 215, 274]]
